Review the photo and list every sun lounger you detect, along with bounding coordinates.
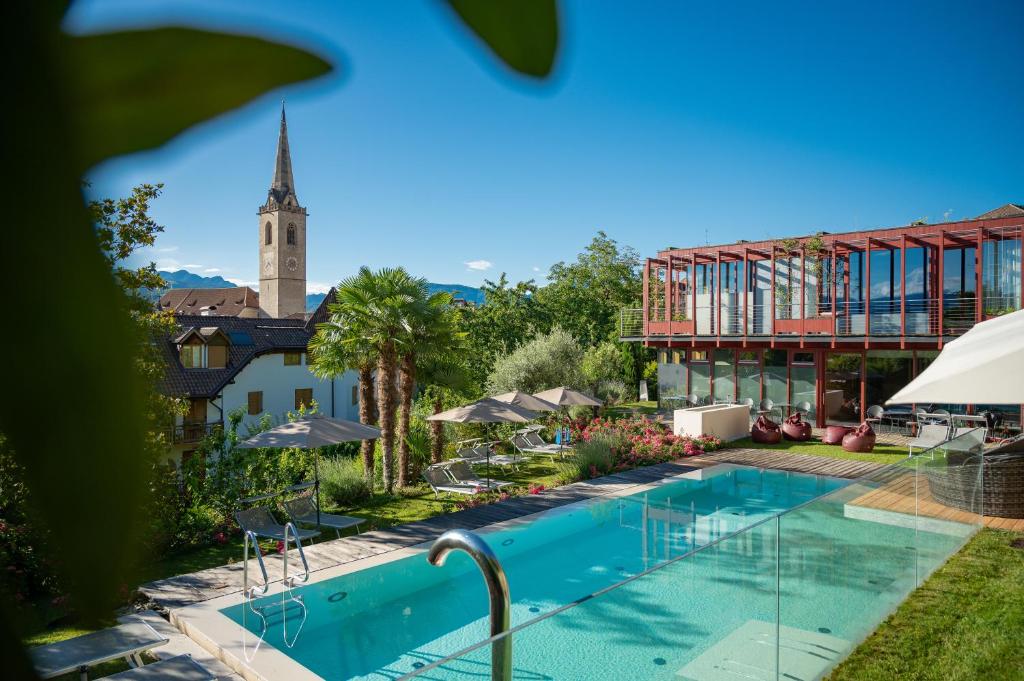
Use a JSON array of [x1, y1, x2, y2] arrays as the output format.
[[283, 494, 365, 538], [907, 424, 951, 456], [526, 430, 572, 452], [942, 427, 987, 454], [511, 433, 566, 461], [30, 620, 169, 680], [423, 466, 485, 498], [453, 442, 521, 469], [103, 655, 214, 681], [444, 460, 513, 490], [235, 506, 320, 545]]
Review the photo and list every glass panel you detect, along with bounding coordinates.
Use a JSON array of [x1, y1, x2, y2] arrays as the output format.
[[825, 353, 861, 423], [763, 349, 787, 407], [942, 247, 976, 332], [789, 362, 816, 418], [690, 360, 711, 401], [864, 351, 913, 410], [777, 449, 980, 679], [982, 237, 1021, 315], [738, 362, 761, 405], [713, 349, 735, 402]]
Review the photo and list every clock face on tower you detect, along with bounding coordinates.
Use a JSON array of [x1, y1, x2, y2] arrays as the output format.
[[263, 253, 274, 274], [286, 257, 299, 272]]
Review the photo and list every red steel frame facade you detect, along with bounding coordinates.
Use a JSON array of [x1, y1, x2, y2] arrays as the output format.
[[637, 216, 1024, 428]]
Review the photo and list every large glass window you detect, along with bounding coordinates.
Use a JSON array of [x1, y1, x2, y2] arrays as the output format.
[[825, 353, 861, 423], [738, 351, 761, 404], [982, 237, 1022, 315], [713, 349, 735, 402], [790, 354, 816, 418], [864, 350, 913, 409], [689, 356, 711, 400], [763, 349, 787, 407]]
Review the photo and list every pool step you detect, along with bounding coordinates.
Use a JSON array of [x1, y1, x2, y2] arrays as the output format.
[[676, 619, 850, 681]]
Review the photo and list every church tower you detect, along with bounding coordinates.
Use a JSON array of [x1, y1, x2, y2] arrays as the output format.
[[258, 104, 307, 319]]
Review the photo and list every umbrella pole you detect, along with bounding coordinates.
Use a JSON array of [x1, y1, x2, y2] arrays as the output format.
[[486, 424, 492, 488], [314, 450, 321, 528]]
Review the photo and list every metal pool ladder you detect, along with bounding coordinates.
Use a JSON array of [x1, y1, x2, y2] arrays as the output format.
[[241, 523, 311, 598], [428, 529, 512, 681]]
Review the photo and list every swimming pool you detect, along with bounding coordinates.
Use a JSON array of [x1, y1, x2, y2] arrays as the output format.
[[217, 467, 855, 680]]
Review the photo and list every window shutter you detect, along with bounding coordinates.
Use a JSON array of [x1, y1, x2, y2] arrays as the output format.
[[248, 391, 262, 415]]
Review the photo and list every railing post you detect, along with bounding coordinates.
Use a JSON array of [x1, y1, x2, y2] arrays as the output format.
[[428, 530, 512, 681], [938, 231, 945, 347]]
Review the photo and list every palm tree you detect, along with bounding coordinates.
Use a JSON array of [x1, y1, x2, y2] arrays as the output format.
[[395, 292, 465, 486], [323, 267, 423, 494], [308, 312, 378, 484], [417, 356, 473, 465]]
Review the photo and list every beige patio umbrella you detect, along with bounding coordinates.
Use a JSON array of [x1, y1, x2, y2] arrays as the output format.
[[533, 387, 603, 446], [236, 415, 382, 527], [491, 390, 560, 412], [427, 398, 537, 486], [533, 386, 603, 408]]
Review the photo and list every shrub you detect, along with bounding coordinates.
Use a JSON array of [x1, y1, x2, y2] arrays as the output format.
[[319, 456, 371, 507], [581, 341, 624, 388], [559, 435, 616, 481], [486, 328, 584, 394]]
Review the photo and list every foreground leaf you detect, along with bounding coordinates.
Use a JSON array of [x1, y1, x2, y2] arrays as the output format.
[[445, 0, 559, 78], [65, 27, 333, 170]]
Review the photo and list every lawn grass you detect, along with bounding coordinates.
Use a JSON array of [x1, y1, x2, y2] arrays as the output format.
[[603, 400, 659, 418], [729, 436, 908, 465], [827, 528, 1024, 681]]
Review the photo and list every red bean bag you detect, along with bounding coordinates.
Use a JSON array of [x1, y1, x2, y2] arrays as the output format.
[[782, 413, 812, 441], [842, 422, 876, 453], [751, 415, 782, 444], [822, 425, 852, 445]]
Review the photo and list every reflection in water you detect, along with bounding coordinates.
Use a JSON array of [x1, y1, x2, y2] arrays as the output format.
[[241, 588, 308, 660]]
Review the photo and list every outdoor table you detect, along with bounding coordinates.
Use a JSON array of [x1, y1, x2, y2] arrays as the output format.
[[30, 621, 168, 680]]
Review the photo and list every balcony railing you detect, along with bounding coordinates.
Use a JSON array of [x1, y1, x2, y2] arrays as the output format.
[[168, 421, 223, 445], [622, 293, 1021, 340]]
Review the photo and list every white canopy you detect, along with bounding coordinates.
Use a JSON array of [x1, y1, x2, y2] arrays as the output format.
[[426, 398, 537, 423], [491, 391, 560, 412], [236, 415, 382, 449], [533, 387, 602, 408], [887, 309, 1024, 405]]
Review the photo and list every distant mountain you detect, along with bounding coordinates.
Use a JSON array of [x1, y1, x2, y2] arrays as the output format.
[[304, 282, 485, 311], [151, 270, 486, 312]]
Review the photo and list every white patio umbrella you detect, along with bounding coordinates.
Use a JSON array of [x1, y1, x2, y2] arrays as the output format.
[[236, 415, 382, 527], [887, 308, 1024, 405], [427, 398, 537, 486]]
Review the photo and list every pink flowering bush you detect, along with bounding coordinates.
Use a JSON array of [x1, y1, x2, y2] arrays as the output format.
[[558, 416, 723, 482], [454, 484, 541, 511]]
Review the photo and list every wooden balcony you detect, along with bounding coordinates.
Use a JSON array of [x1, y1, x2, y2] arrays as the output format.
[[168, 421, 223, 445]]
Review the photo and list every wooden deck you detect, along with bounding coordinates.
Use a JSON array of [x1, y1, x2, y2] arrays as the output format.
[[847, 470, 1024, 532]]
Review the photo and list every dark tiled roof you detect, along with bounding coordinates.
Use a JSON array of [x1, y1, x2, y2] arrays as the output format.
[[159, 315, 311, 398], [158, 287, 259, 317], [304, 287, 337, 331], [976, 203, 1024, 220]]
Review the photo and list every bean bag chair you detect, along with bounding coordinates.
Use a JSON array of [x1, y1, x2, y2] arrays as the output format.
[[842, 422, 876, 453], [822, 425, 852, 445], [782, 413, 812, 441], [751, 415, 782, 444]]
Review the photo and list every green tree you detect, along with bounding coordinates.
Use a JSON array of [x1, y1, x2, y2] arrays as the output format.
[[461, 274, 550, 385], [537, 231, 642, 347], [396, 289, 465, 486], [486, 327, 584, 395], [309, 309, 379, 486], [417, 357, 474, 465]]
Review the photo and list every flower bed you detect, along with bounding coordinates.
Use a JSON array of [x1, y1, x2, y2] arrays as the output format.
[[453, 483, 546, 511], [577, 416, 722, 465]]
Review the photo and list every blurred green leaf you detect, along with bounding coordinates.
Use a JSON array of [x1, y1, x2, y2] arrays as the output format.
[[65, 27, 333, 170], [445, 0, 559, 78]]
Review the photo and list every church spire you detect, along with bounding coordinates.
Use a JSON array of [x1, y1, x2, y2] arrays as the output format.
[[267, 101, 299, 208]]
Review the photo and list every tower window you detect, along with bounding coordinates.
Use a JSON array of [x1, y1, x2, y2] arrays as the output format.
[[265, 222, 272, 245], [287, 223, 296, 245]]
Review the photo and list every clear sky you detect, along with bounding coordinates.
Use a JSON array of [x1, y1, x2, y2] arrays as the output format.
[[67, 0, 1024, 293]]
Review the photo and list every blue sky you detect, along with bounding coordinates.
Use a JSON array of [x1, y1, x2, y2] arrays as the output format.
[[68, 1, 1024, 293]]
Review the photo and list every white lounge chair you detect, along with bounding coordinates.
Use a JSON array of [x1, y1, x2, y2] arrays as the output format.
[[456, 442, 522, 469], [30, 620, 169, 680], [907, 424, 951, 457], [423, 466, 484, 498], [943, 427, 987, 455], [511, 433, 565, 461], [283, 494, 365, 538], [444, 460, 513, 490]]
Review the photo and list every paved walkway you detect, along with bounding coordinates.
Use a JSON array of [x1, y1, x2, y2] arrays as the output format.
[[141, 448, 894, 612]]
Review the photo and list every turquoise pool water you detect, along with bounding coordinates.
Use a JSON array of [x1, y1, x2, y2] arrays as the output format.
[[222, 467, 858, 679]]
